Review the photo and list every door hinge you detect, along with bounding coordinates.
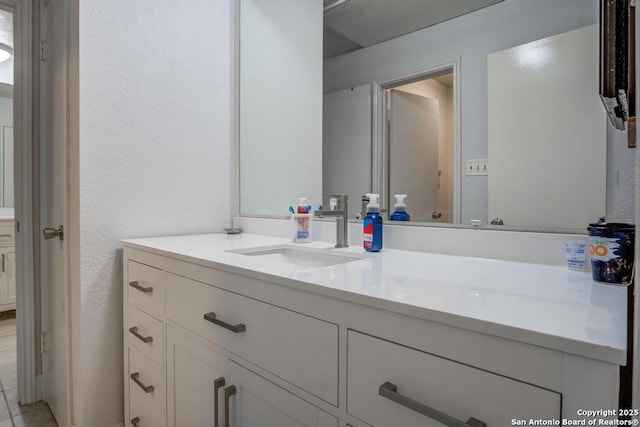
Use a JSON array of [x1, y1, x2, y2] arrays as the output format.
[[39, 40, 47, 62], [15, 221, 19, 233], [41, 332, 48, 353]]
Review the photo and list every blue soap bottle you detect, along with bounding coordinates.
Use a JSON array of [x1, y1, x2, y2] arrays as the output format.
[[363, 193, 383, 252], [390, 194, 411, 221]]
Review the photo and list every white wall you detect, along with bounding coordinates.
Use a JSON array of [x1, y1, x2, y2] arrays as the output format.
[[324, 0, 599, 224], [0, 57, 13, 85], [78, 1, 233, 425], [239, 0, 323, 216], [606, 124, 636, 223], [323, 84, 371, 219]]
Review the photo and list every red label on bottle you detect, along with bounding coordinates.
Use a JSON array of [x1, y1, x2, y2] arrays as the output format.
[[363, 223, 373, 248]]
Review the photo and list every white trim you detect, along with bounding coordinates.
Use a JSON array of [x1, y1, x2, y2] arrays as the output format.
[[370, 82, 384, 200], [5, 0, 37, 406], [68, 0, 80, 425], [372, 59, 462, 221], [35, 373, 45, 401], [452, 59, 461, 224], [633, 1, 640, 410], [233, 0, 241, 217]]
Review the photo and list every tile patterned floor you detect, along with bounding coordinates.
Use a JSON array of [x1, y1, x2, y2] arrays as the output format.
[[0, 312, 58, 427]]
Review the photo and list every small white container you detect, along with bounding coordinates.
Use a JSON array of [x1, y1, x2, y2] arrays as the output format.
[[291, 213, 312, 243], [565, 240, 586, 271]]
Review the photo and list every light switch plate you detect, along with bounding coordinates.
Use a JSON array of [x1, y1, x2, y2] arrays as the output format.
[[466, 159, 488, 176]]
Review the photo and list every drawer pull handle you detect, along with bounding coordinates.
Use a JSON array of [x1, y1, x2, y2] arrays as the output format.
[[0, 234, 11, 238], [129, 281, 153, 293], [204, 312, 246, 333], [224, 385, 236, 427], [130, 372, 154, 393], [131, 417, 140, 427], [378, 381, 485, 427], [214, 377, 225, 427], [128, 327, 153, 344]]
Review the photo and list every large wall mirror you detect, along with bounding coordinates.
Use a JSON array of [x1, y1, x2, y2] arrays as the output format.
[[239, 0, 611, 232]]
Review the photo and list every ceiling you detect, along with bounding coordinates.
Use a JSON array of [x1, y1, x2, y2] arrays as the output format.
[[323, 0, 504, 59]]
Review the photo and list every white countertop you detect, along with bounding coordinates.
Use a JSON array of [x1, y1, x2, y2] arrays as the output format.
[[123, 233, 628, 364], [0, 208, 14, 220]]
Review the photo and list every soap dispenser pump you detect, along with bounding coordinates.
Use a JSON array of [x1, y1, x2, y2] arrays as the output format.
[[363, 193, 383, 252], [390, 194, 411, 221]]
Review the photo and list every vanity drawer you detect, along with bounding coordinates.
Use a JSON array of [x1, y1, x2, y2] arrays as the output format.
[[127, 260, 165, 319], [129, 385, 165, 427], [165, 272, 339, 405], [127, 306, 164, 367], [128, 346, 166, 422], [347, 330, 561, 426], [0, 226, 14, 244]]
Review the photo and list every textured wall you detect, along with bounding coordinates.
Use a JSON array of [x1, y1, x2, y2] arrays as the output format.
[[606, 124, 636, 224], [78, 1, 233, 424]]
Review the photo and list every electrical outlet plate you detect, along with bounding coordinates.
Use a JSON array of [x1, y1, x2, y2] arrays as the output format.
[[466, 159, 488, 176]]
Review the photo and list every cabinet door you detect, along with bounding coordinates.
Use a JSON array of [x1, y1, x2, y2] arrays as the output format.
[[166, 327, 228, 427], [3, 249, 14, 305], [227, 361, 337, 427], [0, 247, 14, 308]]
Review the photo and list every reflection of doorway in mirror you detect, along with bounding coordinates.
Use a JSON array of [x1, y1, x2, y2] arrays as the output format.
[[387, 72, 454, 223]]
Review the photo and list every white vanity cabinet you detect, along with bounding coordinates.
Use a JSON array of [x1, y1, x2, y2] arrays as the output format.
[[124, 259, 167, 427], [347, 331, 561, 426], [166, 325, 338, 427], [166, 326, 227, 427], [124, 246, 339, 427], [0, 219, 16, 313], [226, 360, 338, 427], [123, 236, 624, 427]]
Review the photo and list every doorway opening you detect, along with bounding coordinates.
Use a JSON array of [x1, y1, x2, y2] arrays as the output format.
[[0, 0, 61, 425], [380, 67, 456, 223], [0, 4, 22, 423]]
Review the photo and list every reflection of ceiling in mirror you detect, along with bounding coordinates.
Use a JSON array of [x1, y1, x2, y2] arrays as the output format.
[[324, 0, 503, 58], [0, 10, 12, 49]]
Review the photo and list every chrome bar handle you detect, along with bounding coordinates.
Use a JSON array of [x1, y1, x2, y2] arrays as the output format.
[[129, 281, 153, 293], [224, 385, 236, 427], [0, 234, 11, 238], [128, 326, 153, 344], [204, 312, 246, 333], [214, 377, 226, 427], [131, 417, 140, 427], [130, 372, 154, 393], [2, 253, 4, 273], [378, 382, 485, 427]]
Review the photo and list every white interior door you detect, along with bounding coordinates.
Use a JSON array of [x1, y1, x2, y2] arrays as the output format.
[[40, 0, 71, 425], [487, 25, 605, 228], [389, 90, 440, 222]]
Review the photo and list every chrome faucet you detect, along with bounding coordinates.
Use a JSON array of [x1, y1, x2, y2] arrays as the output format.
[[314, 195, 348, 248]]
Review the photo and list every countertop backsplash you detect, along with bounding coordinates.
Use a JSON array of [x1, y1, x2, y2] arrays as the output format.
[[233, 216, 587, 267]]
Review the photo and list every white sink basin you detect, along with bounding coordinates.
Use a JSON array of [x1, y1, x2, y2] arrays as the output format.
[[227, 245, 368, 268]]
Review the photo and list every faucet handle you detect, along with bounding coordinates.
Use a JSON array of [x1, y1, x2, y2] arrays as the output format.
[[328, 194, 348, 201]]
